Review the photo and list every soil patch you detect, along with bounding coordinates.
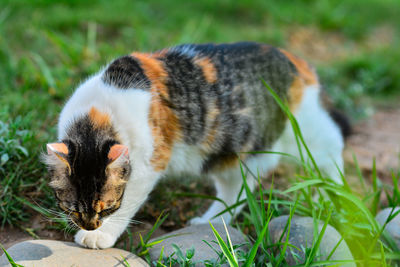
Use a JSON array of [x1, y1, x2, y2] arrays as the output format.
[[344, 108, 400, 178]]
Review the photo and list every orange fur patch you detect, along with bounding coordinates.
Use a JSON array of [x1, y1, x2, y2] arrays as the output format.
[[218, 156, 239, 170], [288, 76, 306, 111], [279, 49, 318, 86], [279, 49, 319, 112], [93, 200, 105, 213], [201, 103, 220, 152], [89, 107, 111, 129], [202, 126, 218, 153], [131, 53, 181, 171], [212, 154, 248, 172], [194, 57, 217, 83]]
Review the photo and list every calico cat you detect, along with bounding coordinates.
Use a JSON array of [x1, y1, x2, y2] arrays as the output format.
[[43, 42, 346, 249]]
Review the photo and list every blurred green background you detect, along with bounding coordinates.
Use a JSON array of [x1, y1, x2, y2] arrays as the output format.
[[1, 0, 399, 226]]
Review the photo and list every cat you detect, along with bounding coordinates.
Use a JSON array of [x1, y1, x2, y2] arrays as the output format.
[[43, 42, 348, 249]]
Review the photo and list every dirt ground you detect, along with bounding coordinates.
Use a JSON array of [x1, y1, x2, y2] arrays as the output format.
[[344, 108, 400, 177], [1, 108, 399, 252]]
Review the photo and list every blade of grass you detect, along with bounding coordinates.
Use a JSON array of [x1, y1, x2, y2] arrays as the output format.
[[244, 214, 271, 267], [239, 160, 262, 234], [143, 211, 168, 244], [0, 243, 24, 267], [304, 206, 333, 266], [323, 185, 379, 231], [30, 52, 57, 90], [371, 158, 381, 216], [275, 203, 298, 266], [209, 222, 239, 267], [352, 151, 367, 193], [380, 241, 387, 267], [283, 179, 323, 194], [258, 171, 266, 230], [222, 218, 238, 264]]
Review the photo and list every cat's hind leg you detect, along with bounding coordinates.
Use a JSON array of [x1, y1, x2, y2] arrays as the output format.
[[190, 171, 255, 225], [190, 152, 281, 225], [282, 86, 345, 184]]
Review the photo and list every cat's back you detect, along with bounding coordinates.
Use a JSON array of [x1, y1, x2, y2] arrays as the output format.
[[157, 42, 299, 91], [59, 42, 321, 173]]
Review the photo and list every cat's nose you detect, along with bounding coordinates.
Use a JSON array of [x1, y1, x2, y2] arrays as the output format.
[[83, 219, 102, 230]]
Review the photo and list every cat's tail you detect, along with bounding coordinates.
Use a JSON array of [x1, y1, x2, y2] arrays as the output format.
[[319, 86, 352, 139], [329, 108, 352, 139]]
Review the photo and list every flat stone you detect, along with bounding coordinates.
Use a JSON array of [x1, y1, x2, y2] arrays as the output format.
[[268, 216, 355, 266], [376, 207, 400, 249], [0, 240, 148, 267], [148, 223, 248, 266]]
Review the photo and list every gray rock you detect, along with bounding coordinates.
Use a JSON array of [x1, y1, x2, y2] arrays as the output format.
[[376, 207, 400, 249], [268, 216, 355, 266], [148, 223, 248, 266], [0, 240, 148, 267]]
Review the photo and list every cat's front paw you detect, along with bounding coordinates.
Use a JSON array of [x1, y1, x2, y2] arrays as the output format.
[[74, 229, 116, 249]]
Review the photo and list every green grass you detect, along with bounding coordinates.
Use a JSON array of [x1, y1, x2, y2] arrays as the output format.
[[1, 0, 400, 265]]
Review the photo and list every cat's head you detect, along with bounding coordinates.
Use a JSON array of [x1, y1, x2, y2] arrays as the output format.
[[43, 140, 131, 231]]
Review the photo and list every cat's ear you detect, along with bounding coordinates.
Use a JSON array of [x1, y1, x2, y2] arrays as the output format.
[[47, 143, 68, 156], [45, 143, 71, 174], [107, 144, 129, 168]]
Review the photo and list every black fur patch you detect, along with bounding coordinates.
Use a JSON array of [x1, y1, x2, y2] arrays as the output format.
[[63, 115, 118, 215], [102, 55, 151, 89], [329, 109, 352, 138], [161, 51, 209, 144]]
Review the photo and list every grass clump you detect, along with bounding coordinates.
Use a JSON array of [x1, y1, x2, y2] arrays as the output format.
[[0, 114, 39, 227], [319, 48, 400, 119]]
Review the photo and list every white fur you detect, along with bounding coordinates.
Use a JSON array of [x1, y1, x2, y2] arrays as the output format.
[[60, 76, 344, 247], [279, 86, 344, 183], [166, 144, 205, 176]]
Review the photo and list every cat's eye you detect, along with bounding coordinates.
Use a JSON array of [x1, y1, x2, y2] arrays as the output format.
[[99, 207, 116, 217], [71, 211, 80, 217], [58, 203, 69, 212]]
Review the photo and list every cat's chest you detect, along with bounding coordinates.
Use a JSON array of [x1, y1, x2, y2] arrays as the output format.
[[164, 143, 206, 177]]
